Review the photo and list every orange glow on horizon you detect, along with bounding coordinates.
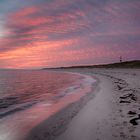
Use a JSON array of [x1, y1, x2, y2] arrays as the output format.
[[0, 39, 77, 68]]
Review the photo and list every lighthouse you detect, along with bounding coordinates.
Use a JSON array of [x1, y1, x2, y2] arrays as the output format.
[[120, 56, 122, 63]]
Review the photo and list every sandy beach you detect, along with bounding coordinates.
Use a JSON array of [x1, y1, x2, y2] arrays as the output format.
[[25, 68, 140, 140]]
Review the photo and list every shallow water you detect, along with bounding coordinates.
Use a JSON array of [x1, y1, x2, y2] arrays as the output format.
[[0, 70, 95, 140]]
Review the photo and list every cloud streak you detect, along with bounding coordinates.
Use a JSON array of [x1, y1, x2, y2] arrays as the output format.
[[0, 0, 140, 68]]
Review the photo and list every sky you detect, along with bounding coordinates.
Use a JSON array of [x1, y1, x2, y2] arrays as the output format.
[[0, 0, 140, 68]]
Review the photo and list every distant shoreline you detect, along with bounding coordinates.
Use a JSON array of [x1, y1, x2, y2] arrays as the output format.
[[43, 60, 140, 69]]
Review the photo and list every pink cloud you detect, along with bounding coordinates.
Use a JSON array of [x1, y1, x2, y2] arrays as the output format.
[[0, 0, 139, 68]]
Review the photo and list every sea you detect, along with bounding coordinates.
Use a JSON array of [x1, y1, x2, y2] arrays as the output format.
[[0, 69, 95, 140]]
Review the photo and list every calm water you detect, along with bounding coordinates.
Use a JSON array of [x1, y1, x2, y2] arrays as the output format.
[[0, 70, 95, 140]]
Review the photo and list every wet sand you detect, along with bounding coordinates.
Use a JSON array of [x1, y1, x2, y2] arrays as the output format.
[[25, 68, 140, 140]]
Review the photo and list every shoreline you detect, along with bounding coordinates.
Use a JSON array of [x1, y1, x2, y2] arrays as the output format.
[[24, 74, 99, 140], [0, 70, 96, 140], [25, 68, 140, 140]]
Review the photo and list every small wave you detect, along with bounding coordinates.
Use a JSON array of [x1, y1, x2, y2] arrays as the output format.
[[0, 102, 37, 119]]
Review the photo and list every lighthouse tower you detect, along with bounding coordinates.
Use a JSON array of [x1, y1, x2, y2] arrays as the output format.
[[120, 56, 122, 63]]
